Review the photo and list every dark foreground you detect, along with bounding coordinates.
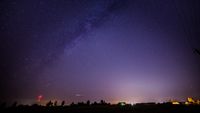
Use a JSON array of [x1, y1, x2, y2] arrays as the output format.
[[1, 103, 200, 113]]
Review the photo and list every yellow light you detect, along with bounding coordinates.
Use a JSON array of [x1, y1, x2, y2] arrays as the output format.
[[187, 97, 195, 103], [197, 100, 200, 105], [172, 101, 180, 105], [185, 102, 189, 105]]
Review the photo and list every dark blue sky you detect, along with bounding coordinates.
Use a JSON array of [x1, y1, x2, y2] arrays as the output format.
[[0, 0, 200, 104]]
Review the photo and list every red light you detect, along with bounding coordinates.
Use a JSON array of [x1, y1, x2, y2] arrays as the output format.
[[37, 95, 43, 102]]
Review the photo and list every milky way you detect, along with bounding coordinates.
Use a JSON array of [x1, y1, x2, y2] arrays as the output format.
[[0, 0, 200, 104]]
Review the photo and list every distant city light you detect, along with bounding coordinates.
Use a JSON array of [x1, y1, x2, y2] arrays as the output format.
[[118, 102, 126, 106], [171, 97, 200, 105], [172, 101, 180, 105], [187, 97, 195, 103]]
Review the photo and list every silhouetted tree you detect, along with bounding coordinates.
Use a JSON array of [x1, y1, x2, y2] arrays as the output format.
[[86, 100, 90, 105], [93, 101, 97, 105], [100, 100, 106, 105], [12, 101, 17, 107], [54, 101, 57, 106], [78, 102, 85, 106], [61, 101, 65, 106], [31, 104, 39, 107], [46, 101, 53, 107], [70, 102, 75, 106]]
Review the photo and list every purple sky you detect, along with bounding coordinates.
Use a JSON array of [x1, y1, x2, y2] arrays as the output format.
[[0, 0, 200, 104]]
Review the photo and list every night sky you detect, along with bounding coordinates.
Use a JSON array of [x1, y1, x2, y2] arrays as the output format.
[[0, 0, 200, 105]]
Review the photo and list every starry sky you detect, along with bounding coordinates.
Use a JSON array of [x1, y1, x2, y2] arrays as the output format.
[[0, 0, 200, 104]]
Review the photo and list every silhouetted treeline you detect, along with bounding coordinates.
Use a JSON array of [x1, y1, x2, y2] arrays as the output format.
[[0, 100, 200, 113]]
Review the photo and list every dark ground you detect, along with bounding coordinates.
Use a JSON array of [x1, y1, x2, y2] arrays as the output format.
[[1, 102, 200, 113]]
